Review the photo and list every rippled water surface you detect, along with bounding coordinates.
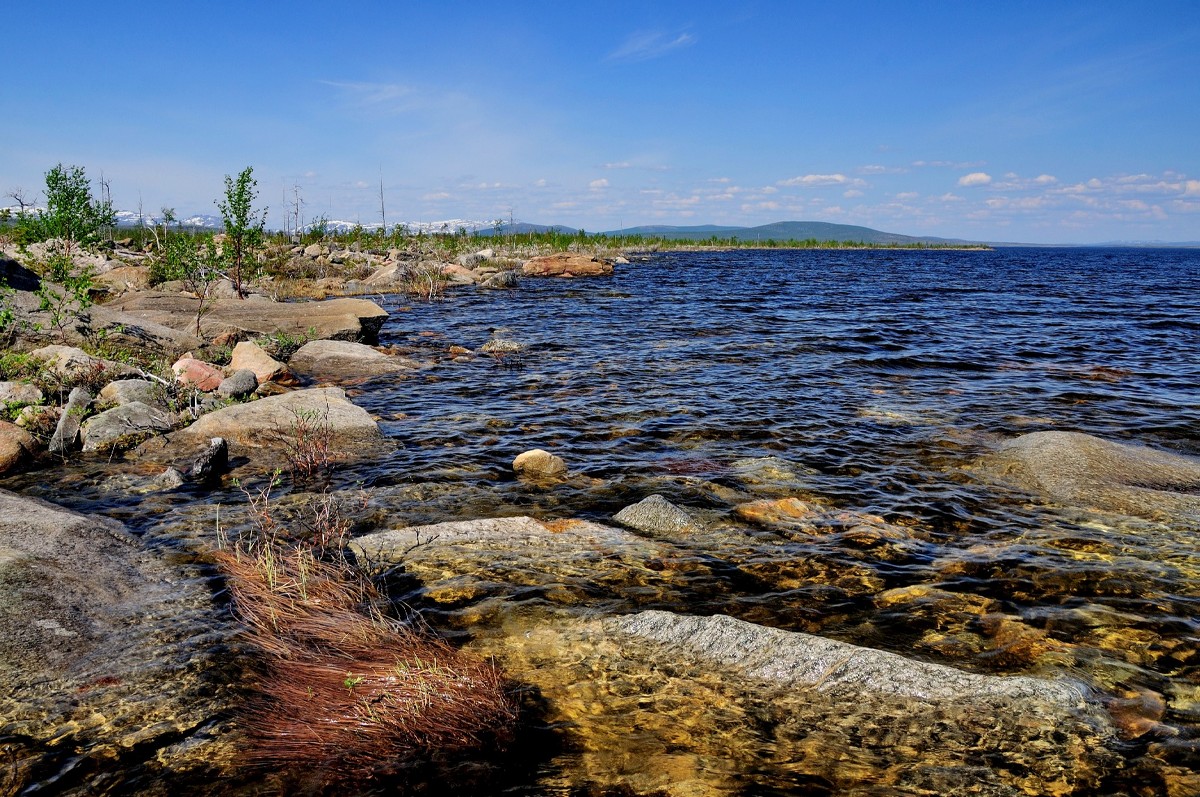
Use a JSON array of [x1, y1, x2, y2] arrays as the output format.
[[10, 247, 1200, 795]]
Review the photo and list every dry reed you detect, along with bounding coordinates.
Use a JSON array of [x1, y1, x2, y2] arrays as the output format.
[[215, 481, 517, 786]]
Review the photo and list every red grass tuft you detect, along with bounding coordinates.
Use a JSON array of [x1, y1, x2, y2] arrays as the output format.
[[214, 485, 517, 786]]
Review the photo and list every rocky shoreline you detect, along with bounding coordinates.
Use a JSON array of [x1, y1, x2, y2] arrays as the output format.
[[2, 241, 1199, 795]]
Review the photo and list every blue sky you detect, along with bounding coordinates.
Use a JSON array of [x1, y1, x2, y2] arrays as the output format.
[[4, 1, 1199, 242]]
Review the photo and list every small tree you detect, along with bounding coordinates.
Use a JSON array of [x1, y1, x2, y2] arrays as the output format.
[[216, 166, 267, 298], [38, 164, 116, 253], [24, 165, 113, 341]]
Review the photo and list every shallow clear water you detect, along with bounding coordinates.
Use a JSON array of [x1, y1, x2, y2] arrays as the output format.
[[7, 247, 1200, 795]]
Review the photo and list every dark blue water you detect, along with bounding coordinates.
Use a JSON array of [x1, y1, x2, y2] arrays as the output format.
[[359, 247, 1200, 518]]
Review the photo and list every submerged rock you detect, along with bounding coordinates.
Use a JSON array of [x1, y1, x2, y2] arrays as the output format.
[[985, 430, 1200, 520], [467, 610, 1117, 797], [0, 490, 241, 794], [351, 516, 710, 620], [611, 610, 1085, 704]]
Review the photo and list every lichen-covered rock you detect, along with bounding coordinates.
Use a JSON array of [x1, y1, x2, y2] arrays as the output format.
[[172, 357, 225, 392], [108, 292, 390, 343], [0, 381, 43, 407], [80, 401, 175, 453], [48, 386, 91, 455]]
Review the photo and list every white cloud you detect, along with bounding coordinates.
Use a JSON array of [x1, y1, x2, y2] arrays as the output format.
[[958, 172, 993, 187], [603, 162, 632, 169], [1034, 174, 1058, 185], [778, 173, 865, 188], [607, 31, 696, 63], [939, 192, 964, 202], [1186, 180, 1200, 196], [589, 178, 610, 189], [422, 192, 451, 200], [844, 189, 864, 198], [760, 186, 778, 195], [895, 191, 919, 200], [534, 178, 547, 187], [859, 164, 907, 175]]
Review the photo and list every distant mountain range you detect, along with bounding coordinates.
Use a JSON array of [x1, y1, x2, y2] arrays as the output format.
[[597, 221, 976, 245]]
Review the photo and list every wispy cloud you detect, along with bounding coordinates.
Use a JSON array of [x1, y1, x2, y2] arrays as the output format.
[[589, 178, 610, 189], [603, 161, 633, 169], [320, 80, 417, 111], [606, 30, 696, 63], [913, 160, 987, 169], [778, 173, 866, 188]]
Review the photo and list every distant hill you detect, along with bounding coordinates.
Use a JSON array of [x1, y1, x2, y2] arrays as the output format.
[[601, 220, 976, 245]]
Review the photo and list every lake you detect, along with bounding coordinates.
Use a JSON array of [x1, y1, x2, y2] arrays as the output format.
[[9, 246, 1200, 795]]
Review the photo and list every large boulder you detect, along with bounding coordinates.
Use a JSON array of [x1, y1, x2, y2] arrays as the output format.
[[463, 610, 1117, 797], [521, 253, 613, 278], [106, 292, 390, 343], [985, 431, 1200, 520], [288, 339, 417, 384], [169, 386, 387, 457], [0, 490, 240, 794], [80, 401, 175, 453]]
